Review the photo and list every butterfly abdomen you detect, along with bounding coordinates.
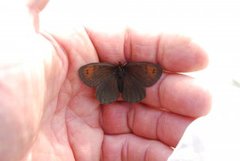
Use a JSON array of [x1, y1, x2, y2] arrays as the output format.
[[115, 65, 126, 93]]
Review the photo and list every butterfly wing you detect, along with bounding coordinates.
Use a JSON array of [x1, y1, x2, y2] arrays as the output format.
[[78, 63, 116, 87], [96, 75, 119, 104], [122, 62, 162, 103], [122, 73, 146, 103], [79, 63, 119, 104], [125, 62, 162, 87]]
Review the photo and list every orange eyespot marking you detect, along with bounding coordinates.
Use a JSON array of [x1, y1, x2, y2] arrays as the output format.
[[83, 66, 96, 78], [145, 65, 158, 78]]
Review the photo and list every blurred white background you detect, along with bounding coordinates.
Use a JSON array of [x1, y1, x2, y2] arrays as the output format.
[[41, 0, 240, 160]]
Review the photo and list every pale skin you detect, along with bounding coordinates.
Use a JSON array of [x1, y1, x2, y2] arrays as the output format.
[[0, 1, 211, 161]]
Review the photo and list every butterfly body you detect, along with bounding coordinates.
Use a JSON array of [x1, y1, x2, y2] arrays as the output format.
[[114, 64, 126, 93], [79, 62, 162, 104]]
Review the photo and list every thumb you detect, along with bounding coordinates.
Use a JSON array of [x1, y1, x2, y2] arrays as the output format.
[[27, 0, 49, 13], [26, 0, 49, 32]]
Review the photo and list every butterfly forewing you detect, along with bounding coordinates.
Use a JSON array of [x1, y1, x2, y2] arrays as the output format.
[[125, 62, 162, 87], [78, 63, 115, 87], [122, 73, 146, 102]]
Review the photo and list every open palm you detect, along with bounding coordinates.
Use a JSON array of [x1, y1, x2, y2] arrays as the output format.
[[0, 2, 211, 161]]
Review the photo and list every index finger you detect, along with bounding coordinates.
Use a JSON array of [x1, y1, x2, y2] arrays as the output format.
[[86, 28, 208, 72]]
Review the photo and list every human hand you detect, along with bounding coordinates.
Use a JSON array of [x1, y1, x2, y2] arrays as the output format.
[[0, 1, 211, 161]]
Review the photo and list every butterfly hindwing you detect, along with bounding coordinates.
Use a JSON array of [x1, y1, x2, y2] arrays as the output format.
[[96, 75, 119, 104], [122, 73, 146, 103]]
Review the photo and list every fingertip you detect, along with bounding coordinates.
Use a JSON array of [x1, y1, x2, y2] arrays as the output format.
[[188, 39, 209, 70], [160, 74, 212, 117], [159, 34, 209, 72]]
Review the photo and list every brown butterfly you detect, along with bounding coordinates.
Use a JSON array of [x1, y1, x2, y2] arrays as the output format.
[[78, 62, 162, 104]]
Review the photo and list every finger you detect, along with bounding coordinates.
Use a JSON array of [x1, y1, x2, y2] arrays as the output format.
[[102, 134, 172, 161], [142, 73, 212, 117], [101, 103, 193, 147], [128, 104, 193, 147], [85, 28, 208, 72], [66, 110, 103, 161], [26, 0, 49, 32]]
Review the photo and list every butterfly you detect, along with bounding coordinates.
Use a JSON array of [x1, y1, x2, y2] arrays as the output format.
[[78, 62, 162, 104]]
